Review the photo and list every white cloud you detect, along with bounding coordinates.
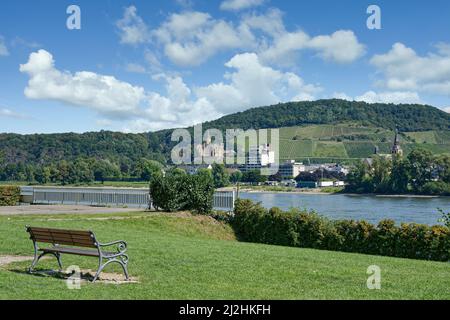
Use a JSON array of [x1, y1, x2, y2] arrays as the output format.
[[0, 108, 26, 119], [116, 6, 150, 45], [20, 50, 146, 117], [307, 30, 366, 64], [20, 50, 321, 132], [0, 36, 9, 56], [220, 0, 265, 11], [332, 92, 353, 101], [125, 63, 147, 74], [260, 29, 365, 65], [331, 91, 422, 104], [443, 107, 450, 113], [196, 53, 321, 113], [154, 11, 253, 66], [354, 91, 421, 104], [150, 9, 365, 67], [371, 42, 450, 96]]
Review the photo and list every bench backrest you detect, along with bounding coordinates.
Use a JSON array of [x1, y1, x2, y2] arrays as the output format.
[[26, 226, 97, 248]]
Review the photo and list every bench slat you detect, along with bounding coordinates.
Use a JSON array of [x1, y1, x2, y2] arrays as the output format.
[[30, 227, 92, 236], [40, 247, 104, 257], [28, 227, 97, 248]]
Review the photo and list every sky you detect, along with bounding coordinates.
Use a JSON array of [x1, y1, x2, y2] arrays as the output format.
[[0, 0, 450, 134]]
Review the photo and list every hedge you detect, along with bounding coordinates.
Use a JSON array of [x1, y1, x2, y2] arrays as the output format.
[[0, 186, 21, 206], [232, 199, 450, 262], [149, 170, 215, 214]]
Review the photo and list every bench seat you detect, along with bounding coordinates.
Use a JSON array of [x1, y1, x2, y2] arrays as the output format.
[[40, 246, 115, 257], [26, 226, 129, 282]]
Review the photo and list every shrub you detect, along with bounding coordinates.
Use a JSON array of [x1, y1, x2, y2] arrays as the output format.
[[420, 181, 450, 196], [149, 170, 214, 214], [0, 186, 21, 206], [232, 199, 450, 262]]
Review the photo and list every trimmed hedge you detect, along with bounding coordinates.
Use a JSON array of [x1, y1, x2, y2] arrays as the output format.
[[0, 186, 21, 206], [232, 199, 450, 262], [150, 170, 214, 214]]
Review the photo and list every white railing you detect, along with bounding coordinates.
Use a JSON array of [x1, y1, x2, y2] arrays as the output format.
[[20, 186, 236, 211]]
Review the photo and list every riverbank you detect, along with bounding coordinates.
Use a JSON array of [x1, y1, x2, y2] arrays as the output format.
[[235, 186, 449, 198]]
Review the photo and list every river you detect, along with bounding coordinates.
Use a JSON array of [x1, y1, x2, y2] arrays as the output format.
[[239, 192, 450, 225]]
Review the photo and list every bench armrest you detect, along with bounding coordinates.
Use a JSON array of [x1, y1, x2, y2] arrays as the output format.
[[98, 240, 127, 254]]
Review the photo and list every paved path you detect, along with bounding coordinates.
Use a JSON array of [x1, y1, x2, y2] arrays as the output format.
[[0, 205, 147, 215]]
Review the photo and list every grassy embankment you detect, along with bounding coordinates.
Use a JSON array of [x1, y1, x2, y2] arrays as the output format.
[[0, 211, 449, 299]]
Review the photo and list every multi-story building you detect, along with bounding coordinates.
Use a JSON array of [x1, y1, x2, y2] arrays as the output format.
[[279, 160, 305, 178], [242, 144, 275, 172]]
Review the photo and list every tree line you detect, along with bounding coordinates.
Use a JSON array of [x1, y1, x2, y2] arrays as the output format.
[[0, 157, 163, 185], [346, 149, 450, 195]]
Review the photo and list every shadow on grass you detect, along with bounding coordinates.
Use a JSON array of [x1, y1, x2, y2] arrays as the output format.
[[9, 268, 139, 284], [10, 268, 95, 281]]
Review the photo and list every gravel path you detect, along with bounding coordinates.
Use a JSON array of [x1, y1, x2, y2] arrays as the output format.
[[0, 255, 34, 266], [0, 205, 147, 216]]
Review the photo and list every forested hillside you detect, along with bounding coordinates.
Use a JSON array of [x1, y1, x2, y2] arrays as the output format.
[[0, 100, 449, 182], [203, 99, 450, 131]]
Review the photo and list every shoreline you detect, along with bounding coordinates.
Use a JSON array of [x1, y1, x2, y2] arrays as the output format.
[[237, 188, 448, 199]]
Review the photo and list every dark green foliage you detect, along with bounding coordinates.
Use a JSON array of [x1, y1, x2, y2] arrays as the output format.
[[346, 151, 450, 195], [0, 185, 21, 206], [203, 99, 450, 132], [241, 170, 268, 184], [211, 164, 230, 188], [149, 169, 214, 214], [232, 199, 450, 261]]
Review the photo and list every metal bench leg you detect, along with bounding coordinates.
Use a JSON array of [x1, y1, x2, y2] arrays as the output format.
[[118, 255, 129, 281], [55, 253, 63, 271], [92, 256, 103, 283], [28, 241, 39, 273], [92, 255, 129, 282]]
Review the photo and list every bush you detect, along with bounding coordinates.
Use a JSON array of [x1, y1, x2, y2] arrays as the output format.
[[232, 199, 450, 262], [0, 186, 21, 206], [419, 181, 450, 196], [149, 170, 214, 214]]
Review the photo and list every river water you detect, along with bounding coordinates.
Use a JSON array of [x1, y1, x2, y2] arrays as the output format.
[[239, 192, 450, 225]]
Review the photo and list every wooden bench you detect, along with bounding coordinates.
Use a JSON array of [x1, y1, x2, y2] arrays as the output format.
[[26, 226, 129, 282]]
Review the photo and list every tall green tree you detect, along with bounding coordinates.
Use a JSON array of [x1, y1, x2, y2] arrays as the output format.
[[212, 164, 230, 188]]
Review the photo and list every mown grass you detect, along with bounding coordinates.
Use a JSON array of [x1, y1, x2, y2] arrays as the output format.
[[0, 212, 449, 300]]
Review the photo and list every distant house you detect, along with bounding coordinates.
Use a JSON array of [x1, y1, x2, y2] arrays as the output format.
[[241, 144, 275, 172], [297, 181, 318, 189], [279, 160, 306, 179], [318, 181, 334, 188], [281, 179, 297, 187]]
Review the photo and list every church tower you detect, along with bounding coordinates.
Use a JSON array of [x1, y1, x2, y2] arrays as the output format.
[[391, 129, 403, 156]]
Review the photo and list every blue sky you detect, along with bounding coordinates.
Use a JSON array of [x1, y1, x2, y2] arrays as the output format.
[[0, 0, 449, 134]]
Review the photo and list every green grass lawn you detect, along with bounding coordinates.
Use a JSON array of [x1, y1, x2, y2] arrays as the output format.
[[0, 212, 449, 300]]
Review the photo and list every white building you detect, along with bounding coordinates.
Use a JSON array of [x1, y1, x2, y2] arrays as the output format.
[[279, 160, 305, 178], [243, 144, 275, 171]]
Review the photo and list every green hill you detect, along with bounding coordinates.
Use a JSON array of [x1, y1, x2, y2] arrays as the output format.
[[0, 100, 449, 177], [204, 99, 450, 132], [1, 212, 449, 299], [277, 124, 450, 162]]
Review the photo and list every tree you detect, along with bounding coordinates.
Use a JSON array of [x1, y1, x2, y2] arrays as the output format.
[[211, 164, 230, 188], [407, 149, 434, 192], [435, 154, 450, 183], [134, 158, 163, 181], [242, 170, 268, 184], [389, 157, 410, 193], [230, 170, 243, 184], [92, 160, 120, 183], [346, 161, 372, 193], [371, 156, 392, 193]]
